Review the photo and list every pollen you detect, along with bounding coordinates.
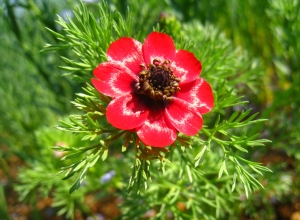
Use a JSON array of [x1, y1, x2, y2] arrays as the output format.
[[135, 59, 181, 101]]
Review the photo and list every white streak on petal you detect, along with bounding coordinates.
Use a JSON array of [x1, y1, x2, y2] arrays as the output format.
[[172, 63, 187, 81], [107, 40, 144, 73]]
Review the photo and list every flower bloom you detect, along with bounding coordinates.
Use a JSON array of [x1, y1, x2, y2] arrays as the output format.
[[92, 32, 214, 147]]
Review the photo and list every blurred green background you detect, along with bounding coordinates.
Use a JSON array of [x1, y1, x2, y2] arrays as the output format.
[[1, 0, 300, 219]]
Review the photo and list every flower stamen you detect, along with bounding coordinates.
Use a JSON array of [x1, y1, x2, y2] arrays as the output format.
[[136, 59, 180, 102]]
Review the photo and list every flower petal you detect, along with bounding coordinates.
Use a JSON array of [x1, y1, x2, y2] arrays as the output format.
[[176, 78, 214, 114], [142, 32, 176, 65], [107, 37, 144, 74], [165, 97, 203, 136], [106, 94, 149, 130], [171, 50, 202, 84], [92, 62, 138, 98], [137, 110, 177, 147]]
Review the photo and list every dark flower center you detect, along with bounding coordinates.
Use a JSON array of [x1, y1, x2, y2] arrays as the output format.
[[135, 59, 180, 102]]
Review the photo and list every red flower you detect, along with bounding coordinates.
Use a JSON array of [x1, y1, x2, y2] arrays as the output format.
[[92, 32, 214, 147]]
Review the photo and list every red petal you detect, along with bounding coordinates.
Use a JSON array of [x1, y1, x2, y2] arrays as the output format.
[[165, 97, 203, 135], [107, 37, 144, 74], [92, 62, 138, 98], [106, 94, 149, 130], [142, 32, 176, 65], [171, 50, 202, 84], [137, 110, 177, 147], [176, 78, 214, 114]]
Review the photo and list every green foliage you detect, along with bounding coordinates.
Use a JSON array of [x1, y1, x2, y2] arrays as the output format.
[[4, 0, 300, 219], [44, 1, 135, 81], [198, 109, 271, 197], [120, 147, 241, 219], [21, 2, 271, 219], [182, 21, 263, 94], [0, 18, 58, 156], [0, 0, 75, 156], [0, 185, 11, 220], [15, 126, 124, 219]]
